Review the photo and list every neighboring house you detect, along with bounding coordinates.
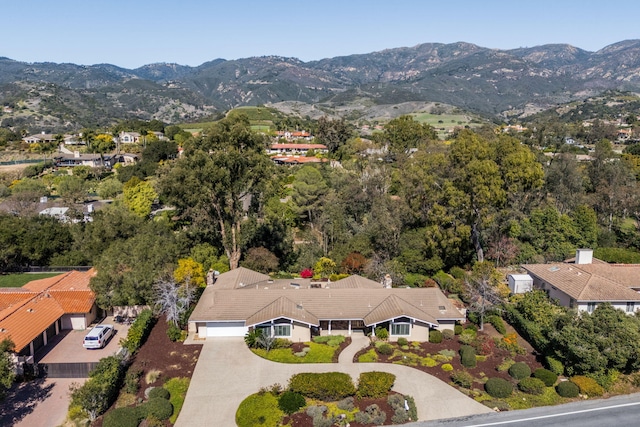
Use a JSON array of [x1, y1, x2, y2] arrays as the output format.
[[0, 269, 98, 357], [22, 133, 57, 144], [268, 143, 328, 155], [63, 134, 84, 145], [119, 131, 141, 144], [39, 207, 70, 222], [54, 152, 114, 168], [188, 267, 464, 342], [271, 156, 327, 165], [522, 249, 640, 313]]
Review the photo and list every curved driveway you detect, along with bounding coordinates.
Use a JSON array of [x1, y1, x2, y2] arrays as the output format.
[[175, 334, 491, 427]]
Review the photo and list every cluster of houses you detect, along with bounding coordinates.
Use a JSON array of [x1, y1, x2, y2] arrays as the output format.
[[22, 131, 166, 146]]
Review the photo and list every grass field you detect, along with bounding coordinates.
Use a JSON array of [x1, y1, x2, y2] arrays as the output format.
[[411, 112, 484, 138], [0, 272, 61, 288]]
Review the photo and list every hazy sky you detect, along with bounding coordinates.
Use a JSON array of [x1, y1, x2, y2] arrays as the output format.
[[3, 0, 638, 69]]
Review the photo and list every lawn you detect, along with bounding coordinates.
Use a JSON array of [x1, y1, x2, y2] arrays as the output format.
[[236, 392, 284, 427], [0, 273, 60, 288], [252, 342, 337, 363], [165, 377, 190, 423]]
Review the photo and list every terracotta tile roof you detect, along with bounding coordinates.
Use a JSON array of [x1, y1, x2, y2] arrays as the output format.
[[0, 269, 97, 352], [522, 262, 640, 302], [270, 143, 326, 150]]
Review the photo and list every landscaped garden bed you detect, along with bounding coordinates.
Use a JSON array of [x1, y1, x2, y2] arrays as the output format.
[[247, 333, 351, 363], [236, 372, 417, 427]]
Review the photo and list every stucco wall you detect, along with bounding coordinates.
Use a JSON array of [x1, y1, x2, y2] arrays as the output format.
[[290, 322, 311, 342]]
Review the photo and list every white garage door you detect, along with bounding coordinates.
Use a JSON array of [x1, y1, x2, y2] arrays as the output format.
[[206, 322, 248, 337]]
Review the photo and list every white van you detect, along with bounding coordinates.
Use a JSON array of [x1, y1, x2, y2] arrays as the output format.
[[83, 324, 114, 349]]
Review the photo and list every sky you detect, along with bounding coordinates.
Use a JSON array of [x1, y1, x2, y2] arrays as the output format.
[[2, 0, 639, 69]]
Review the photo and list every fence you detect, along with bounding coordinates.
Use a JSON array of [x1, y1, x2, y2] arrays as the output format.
[[37, 362, 99, 378]]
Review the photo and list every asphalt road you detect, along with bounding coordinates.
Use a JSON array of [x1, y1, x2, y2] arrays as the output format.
[[406, 393, 640, 427]]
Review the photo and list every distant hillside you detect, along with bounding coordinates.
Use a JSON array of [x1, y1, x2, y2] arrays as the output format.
[[2, 40, 640, 131]]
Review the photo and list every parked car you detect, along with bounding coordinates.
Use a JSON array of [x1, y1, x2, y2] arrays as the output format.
[[83, 324, 114, 349]]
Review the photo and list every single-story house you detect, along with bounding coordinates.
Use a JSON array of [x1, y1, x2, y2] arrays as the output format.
[[22, 133, 57, 144], [522, 249, 640, 313], [189, 267, 465, 342], [268, 143, 328, 155], [54, 152, 114, 168], [0, 269, 98, 357]]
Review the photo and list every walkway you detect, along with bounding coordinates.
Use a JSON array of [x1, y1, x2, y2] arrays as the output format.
[[176, 336, 491, 427]]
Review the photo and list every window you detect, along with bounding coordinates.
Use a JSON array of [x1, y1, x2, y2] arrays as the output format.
[[587, 302, 597, 313], [627, 302, 635, 313], [390, 323, 410, 336], [273, 324, 291, 337]]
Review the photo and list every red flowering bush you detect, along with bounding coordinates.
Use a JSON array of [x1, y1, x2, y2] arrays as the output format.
[[300, 269, 314, 279]]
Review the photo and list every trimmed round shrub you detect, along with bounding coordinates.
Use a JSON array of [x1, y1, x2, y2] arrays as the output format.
[[441, 363, 453, 372], [357, 372, 396, 398], [377, 343, 393, 355], [148, 387, 170, 400], [570, 376, 604, 397], [556, 381, 580, 398], [396, 337, 408, 346], [545, 356, 564, 376], [508, 362, 531, 380], [429, 330, 443, 343], [102, 407, 142, 427], [454, 324, 463, 335], [442, 329, 455, 340], [485, 377, 513, 398], [140, 397, 173, 420], [278, 391, 306, 415], [533, 368, 558, 387], [460, 345, 477, 368], [518, 377, 546, 395]]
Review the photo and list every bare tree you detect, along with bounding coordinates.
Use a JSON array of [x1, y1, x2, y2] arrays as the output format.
[[153, 277, 195, 327], [464, 262, 504, 331]]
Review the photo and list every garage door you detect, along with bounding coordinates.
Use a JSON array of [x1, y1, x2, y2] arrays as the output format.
[[206, 322, 248, 337]]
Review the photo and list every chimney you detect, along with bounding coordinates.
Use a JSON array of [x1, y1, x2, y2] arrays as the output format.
[[575, 249, 593, 265], [74, 151, 80, 158]]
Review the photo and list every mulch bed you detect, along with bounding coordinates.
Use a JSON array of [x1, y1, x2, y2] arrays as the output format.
[[94, 319, 202, 427]]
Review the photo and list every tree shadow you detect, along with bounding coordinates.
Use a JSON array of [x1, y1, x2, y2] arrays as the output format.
[[0, 377, 55, 425]]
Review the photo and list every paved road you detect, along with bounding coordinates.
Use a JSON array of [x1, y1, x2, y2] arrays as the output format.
[[176, 334, 491, 427], [408, 393, 640, 427]]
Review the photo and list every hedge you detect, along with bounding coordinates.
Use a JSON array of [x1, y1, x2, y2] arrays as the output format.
[[278, 391, 306, 415], [70, 356, 126, 421], [486, 315, 506, 335], [460, 345, 477, 368], [570, 376, 604, 397], [545, 356, 564, 376], [357, 372, 396, 398], [556, 381, 580, 398], [518, 377, 546, 395], [508, 362, 531, 380], [429, 330, 443, 343], [533, 368, 558, 387], [102, 407, 142, 427], [485, 377, 513, 398], [289, 372, 356, 401], [502, 304, 549, 354], [121, 309, 155, 354]]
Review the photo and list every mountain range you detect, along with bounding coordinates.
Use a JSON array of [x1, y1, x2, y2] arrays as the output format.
[[2, 40, 640, 131]]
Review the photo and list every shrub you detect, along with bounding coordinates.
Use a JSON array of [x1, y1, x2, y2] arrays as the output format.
[[454, 324, 463, 335], [146, 369, 162, 384], [388, 394, 411, 423], [441, 363, 453, 372], [458, 329, 476, 345], [487, 315, 506, 335], [354, 403, 386, 425], [140, 397, 173, 420], [570, 376, 604, 397], [121, 309, 155, 354], [485, 377, 513, 398], [300, 268, 313, 278], [70, 356, 126, 421], [166, 323, 183, 342], [497, 358, 515, 372], [429, 330, 443, 343], [438, 349, 456, 359], [545, 356, 564, 376], [377, 343, 393, 355], [397, 337, 408, 346], [481, 399, 510, 411], [422, 357, 438, 367], [289, 372, 356, 401], [556, 381, 580, 398], [357, 372, 396, 398], [124, 369, 142, 394], [442, 329, 455, 340], [67, 405, 86, 421], [102, 407, 142, 427], [533, 368, 558, 387], [518, 377, 546, 395], [451, 370, 473, 388], [460, 345, 477, 368], [278, 391, 306, 415], [148, 387, 170, 400], [337, 396, 355, 411], [508, 362, 531, 380], [586, 370, 619, 391], [375, 327, 389, 340]]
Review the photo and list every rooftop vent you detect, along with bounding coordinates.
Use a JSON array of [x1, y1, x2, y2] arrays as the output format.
[[438, 305, 446, 310]]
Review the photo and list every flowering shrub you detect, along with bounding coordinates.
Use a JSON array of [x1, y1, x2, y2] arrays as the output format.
[[300, 269, 313, 279], [495, 333, 526, 355]]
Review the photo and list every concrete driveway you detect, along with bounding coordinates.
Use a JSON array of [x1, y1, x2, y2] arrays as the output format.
[[36, 317, 129, 364], [175, 334, 491, 427]]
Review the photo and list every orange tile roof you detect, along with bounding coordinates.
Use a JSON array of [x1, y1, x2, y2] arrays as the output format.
[[0, 269, 97, 352]]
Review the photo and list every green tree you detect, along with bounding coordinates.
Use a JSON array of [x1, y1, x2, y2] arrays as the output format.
[[160, 114, 273, 269], [96, 177, 123, 199], [382, 115, 437, 159], [241, 247, 279, 273], [313, 257, 336, 278], [56, 175, 88, 204], [0, 338, 15, 398], [292, 165, 328, 230], [315, 116, 352, 153], [123, 178, 157, 217]]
